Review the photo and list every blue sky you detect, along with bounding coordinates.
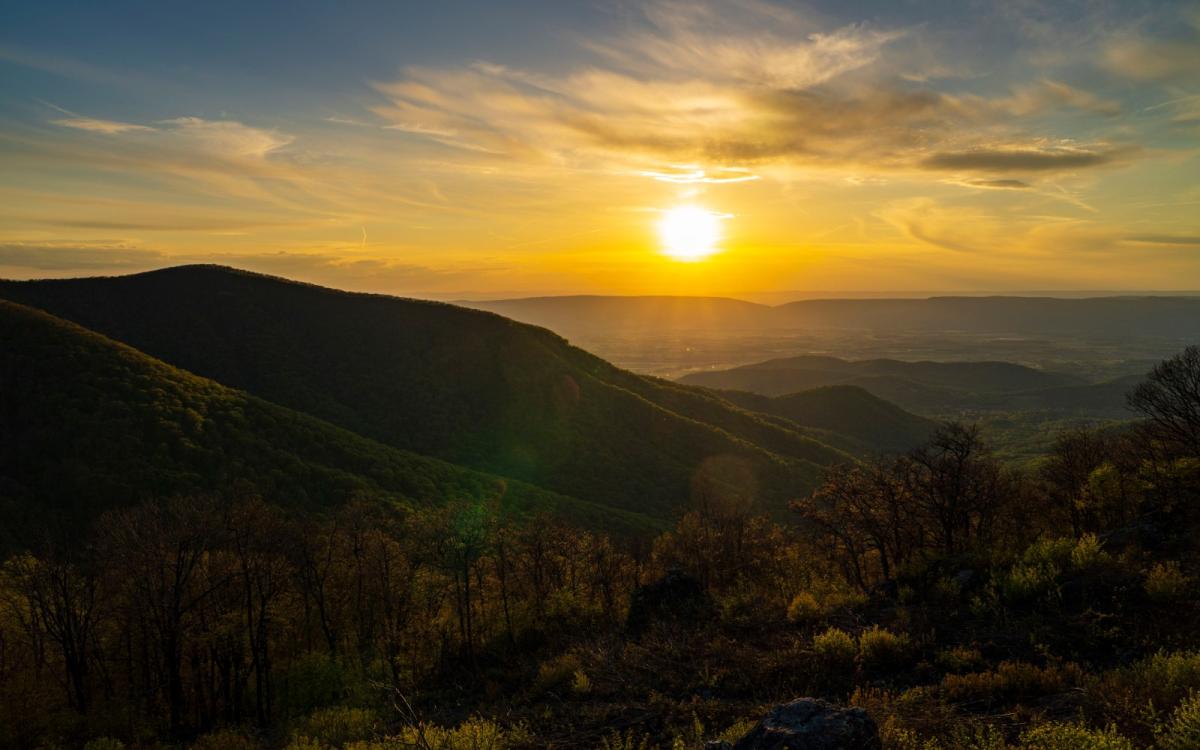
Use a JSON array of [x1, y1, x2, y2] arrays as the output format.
[[1, 1, 1197, 296]]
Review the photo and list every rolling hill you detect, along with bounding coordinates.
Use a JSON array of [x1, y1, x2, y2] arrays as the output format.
[[0, 300, 661, 546], [715, 385, 938, 454], [678, 355, 1083, 412], [0, 266, 852, 521]]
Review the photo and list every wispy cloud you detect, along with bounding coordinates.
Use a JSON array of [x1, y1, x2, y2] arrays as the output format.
[[51, 117, 153, 134], [368, 0, 1146, 183]]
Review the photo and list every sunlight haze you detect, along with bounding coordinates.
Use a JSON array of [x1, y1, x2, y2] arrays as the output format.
[[1, 1, 1198, 296]]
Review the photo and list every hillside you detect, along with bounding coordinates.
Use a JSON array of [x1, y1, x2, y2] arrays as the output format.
[[0, 267, 851, 520], [717, 385, 938, 454], [0, 300, 660, 544]]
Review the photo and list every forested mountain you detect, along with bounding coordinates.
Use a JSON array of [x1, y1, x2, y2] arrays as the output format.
[[0, 300, 659, 545], [0, 266, 850, 520], [716, 385, 938, 454]]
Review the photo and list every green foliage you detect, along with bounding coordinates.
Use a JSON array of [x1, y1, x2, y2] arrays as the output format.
[[82, 740, 125, 750], [1157, 691, 1200, 750], [290, 707, 380, 747], [812, 627, 857, 665], [858, 626, 912, 670], [1018, 722, 1133, 750], [1145, 562, 1192, 603], [600, 729, 654, 750], [935, 647, 985, 674]]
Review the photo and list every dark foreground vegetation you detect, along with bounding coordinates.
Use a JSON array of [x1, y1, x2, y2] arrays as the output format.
[[1, 273, 1198, 748]]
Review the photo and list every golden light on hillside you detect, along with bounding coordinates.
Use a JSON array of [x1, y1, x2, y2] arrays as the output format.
[[656, 206, 728, 262]]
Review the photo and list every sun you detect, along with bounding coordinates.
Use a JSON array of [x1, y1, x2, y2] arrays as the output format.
[[657, 205, 726, 261]]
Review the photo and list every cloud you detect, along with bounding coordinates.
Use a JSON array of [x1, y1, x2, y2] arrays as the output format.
[[51, 117, 153, 134], [921, 145, 1134, 173], [0, 242, 165, 270], [368, 1, 1142, 182], [958, 178, 1034, 190], [157, 117, 293, 158], [1103, 36, 1200, 82], [994, 80, 1122, 117], [1125, 234, 1200, 247], [640, 165, 759, 183]]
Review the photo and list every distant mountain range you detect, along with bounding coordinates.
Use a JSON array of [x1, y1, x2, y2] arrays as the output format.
[[678, 354, 1142, 420], [8, 267, 960, 535], [466, 294, 1200, 340]]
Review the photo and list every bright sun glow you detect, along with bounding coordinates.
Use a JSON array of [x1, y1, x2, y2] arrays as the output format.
[[657, 205, 726, 261]]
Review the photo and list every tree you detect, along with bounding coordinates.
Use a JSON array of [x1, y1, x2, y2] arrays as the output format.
[[1129, 345, 1200, 457], [902, 423, 1008, 557]]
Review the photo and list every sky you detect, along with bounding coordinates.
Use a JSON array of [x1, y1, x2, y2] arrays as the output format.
[[1, 0, 1198, 298]]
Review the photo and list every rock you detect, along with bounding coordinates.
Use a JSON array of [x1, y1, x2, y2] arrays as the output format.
[[625, 569, 712, 634], [729, 698, 881, 750]]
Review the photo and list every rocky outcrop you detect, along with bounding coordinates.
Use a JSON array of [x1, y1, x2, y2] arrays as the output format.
[[712, 698, 881, 750]]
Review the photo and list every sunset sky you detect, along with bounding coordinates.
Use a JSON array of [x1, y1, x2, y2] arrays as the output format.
[[1, 0, 1198, 298]]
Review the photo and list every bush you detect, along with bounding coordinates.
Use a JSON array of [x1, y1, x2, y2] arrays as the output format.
[[291, 706, 379, 747], [812, 627, 857, 665], [389, 718, 532, 750], [858, 626, 912, 671], [533, 652, 585, 695], [941, 661, 1083, 707], [83, 740, 125, 750], [1068, 534, 1110, 571], [1145, 561, 1191, 603], [935, 646, 985, 674], [1158, 691, 1200, 750], [1018, 722, 1132, 750], [786, 592, 821, 623]]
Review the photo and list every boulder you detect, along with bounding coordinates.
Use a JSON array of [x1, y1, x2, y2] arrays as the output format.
[[625, 569, 712, 634], [728, 698, 881, 750]]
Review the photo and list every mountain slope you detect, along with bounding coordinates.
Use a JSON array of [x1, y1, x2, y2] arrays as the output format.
[[0, 266, 850, 519], [0, 300, 660, 544], [716, 385, 938, 454]]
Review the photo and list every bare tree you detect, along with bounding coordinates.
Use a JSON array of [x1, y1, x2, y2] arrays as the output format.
[[1128, 345, 1200, 457]]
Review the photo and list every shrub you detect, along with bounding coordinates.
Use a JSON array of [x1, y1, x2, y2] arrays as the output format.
[[599, 729, 653, 750], [1158, 691, 1200, 750], [935, 646, 985, 674], [1001, 562, 1060, 603], [715, 719, 755, 745], [786, 592, 821, 623], [858, 626, 912, 671], [1068, 534, 1109, 571], [83, 740, 125, 750], [1018, 722, 1132, 750], [812, 627, 857, 664], [533, 652, 584, 695], [941, 661, 1083, 707], [1145, 561, 1191, 603], [1091, 651, 1200, 742], [291, 706, 379, 747], [389, 718, 532, 750]]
